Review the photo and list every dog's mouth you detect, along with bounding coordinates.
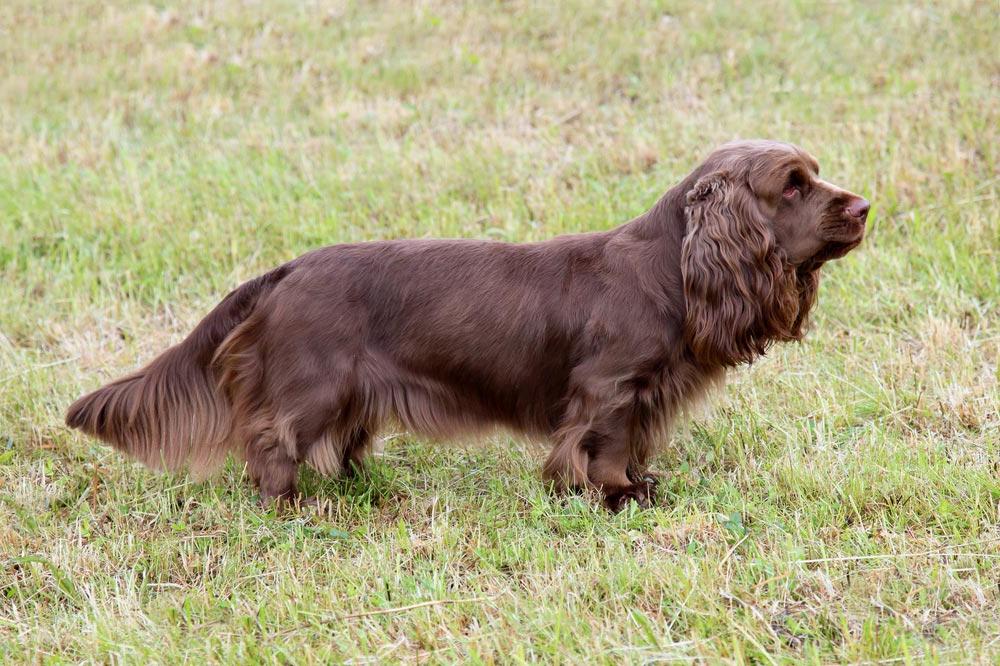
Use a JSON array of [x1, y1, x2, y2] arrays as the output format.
[[833, 218, 865, 243], [817, 211, 866, 258], [818, 236, 862, 261]]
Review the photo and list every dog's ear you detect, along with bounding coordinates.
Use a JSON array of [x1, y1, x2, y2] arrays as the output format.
[[790, 265, 821, 339], [681, 170, 799, 366]]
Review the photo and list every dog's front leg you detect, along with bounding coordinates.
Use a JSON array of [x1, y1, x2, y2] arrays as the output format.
[[586, 415, 658, 512], [543, 382, 657, 511]]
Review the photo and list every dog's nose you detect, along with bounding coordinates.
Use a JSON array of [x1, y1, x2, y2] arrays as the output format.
[[846, 198, 870, 221]]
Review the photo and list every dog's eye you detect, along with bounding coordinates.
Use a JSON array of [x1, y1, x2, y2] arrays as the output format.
[[783, 170, 806, 199]]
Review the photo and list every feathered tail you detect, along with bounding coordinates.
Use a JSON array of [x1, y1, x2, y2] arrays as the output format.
[[66, 264, 292, 476]]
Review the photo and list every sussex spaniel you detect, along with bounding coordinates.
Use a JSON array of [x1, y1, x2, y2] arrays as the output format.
[[67, 140, 869, 510]]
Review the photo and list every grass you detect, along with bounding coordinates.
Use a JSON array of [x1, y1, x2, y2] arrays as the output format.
[[0, 0, 997, 662]]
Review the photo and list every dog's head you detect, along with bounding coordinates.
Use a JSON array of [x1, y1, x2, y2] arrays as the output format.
[[680, 140, 868, 367]]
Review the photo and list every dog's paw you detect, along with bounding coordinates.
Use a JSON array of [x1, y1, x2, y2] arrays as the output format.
[[259, 493, 322, 513], [604, 479, 658, 512], [627, 468, 663, 487]]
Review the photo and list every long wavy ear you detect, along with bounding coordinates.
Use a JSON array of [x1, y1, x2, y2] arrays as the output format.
[[681, 171, 799, 366], [790, 266, 821, 338]]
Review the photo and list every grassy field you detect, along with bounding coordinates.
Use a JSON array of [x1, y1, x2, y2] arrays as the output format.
[[1, 0, 997, 662]]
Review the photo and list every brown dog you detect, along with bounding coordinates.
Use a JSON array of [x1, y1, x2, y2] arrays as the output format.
[[67, 140, 868, 510]]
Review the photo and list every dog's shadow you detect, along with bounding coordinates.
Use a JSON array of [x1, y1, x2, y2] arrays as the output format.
[[297, 461, 403, 511]]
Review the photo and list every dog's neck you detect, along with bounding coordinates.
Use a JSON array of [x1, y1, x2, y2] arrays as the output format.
[[621, 181, 688, 241]]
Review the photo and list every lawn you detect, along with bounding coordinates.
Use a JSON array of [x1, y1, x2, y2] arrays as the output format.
[[1, 0, 997, 662]]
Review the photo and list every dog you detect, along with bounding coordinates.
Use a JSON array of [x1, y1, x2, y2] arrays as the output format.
[[67, 140, 869, 510]]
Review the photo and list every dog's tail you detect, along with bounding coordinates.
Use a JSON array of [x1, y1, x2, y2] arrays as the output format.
[[66, 265, 292, 476]]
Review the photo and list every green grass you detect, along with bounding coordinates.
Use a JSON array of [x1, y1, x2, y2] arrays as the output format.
[[1, 0, 998, 662]]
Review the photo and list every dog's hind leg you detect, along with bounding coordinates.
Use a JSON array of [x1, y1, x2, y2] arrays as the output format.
[[340, 425, 372, 476], [302, 423, 373, 478], [245, 423, 302, 505], [302, 430, 344, 479]]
